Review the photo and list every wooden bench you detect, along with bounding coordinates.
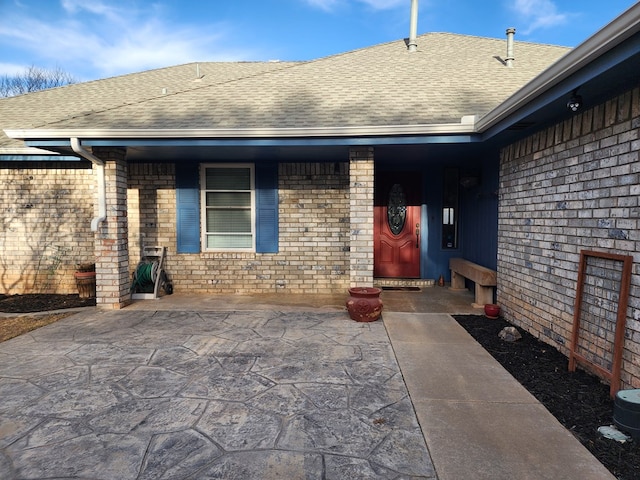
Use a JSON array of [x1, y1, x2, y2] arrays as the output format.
[[449, 258, 497, 307]]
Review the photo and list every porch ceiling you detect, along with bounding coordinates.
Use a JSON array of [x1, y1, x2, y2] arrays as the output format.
[[14, 128, 483, 164], [26, 140, 485, 164]]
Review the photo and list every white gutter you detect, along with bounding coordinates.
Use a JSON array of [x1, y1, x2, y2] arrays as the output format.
[[4, 119, 477, 140], [476, 2, 640, 133], [70, 138, 106, 231]]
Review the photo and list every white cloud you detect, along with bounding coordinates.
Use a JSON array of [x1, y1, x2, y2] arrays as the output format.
[[93, 21, 240, 75], [61, 0, 121, 20], [357, 0, 406, 9], [510, 0, 570, 35], [304, 0, 405, 12], [0, 62, 28, 76], [305, 0, 342, 11], [0, 1, 257, 80]]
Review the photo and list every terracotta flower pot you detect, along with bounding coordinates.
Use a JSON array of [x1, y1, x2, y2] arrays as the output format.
[[346, 287, 383, 322], [484, 303, 501, 319], [74, 271, 96, 299]]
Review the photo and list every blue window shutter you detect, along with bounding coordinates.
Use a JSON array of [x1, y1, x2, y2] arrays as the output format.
[[175, 162, 200, 253], [255, 163, 279, 253]]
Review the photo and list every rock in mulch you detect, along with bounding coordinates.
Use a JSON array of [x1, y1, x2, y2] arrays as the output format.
[[498, 326, 522, 342]]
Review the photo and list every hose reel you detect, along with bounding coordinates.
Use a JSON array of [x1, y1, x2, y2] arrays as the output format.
[[131, 246, 173, 299], [132, 261, 160, 293]]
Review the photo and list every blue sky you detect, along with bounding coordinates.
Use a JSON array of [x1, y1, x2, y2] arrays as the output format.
[[0, 0, 637, 81]]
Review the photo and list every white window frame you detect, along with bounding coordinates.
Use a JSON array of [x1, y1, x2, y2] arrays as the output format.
[[200, 163, 256, 252]]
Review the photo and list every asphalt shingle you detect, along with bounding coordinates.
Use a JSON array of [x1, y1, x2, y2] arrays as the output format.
[[1, 32, 569, 150]]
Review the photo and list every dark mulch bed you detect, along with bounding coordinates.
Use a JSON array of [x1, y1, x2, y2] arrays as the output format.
[[0, 294, 96, 313], [454, 314, 639, 480]]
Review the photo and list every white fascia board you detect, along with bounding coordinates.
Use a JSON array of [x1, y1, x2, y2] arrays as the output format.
[[476, 3, 640, 133], [4, 121, 476, 141]]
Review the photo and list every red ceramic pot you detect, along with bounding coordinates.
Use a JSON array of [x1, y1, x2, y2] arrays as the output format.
[[346, 287, 383, 322], [484, 303, 501, 319]]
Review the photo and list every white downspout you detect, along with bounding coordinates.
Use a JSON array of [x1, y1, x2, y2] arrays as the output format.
[[70, 137, 106, 231]]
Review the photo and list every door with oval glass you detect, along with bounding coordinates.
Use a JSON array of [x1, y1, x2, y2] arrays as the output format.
[[374, 172, 421, 278]]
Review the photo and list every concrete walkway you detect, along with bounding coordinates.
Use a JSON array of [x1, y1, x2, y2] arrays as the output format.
[[0, 290, 615, 479], [385, 312, 615, 480]]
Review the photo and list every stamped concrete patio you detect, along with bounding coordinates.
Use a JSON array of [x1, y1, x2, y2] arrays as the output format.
[[0, 301, 435, 479], [0, 288, 615, 479]]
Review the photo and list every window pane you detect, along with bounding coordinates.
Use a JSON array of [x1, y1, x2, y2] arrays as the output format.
[[201, 164, 254, 251], [207, 234, 253, 249], [442, 168, 459, 249], [206, 192, 251, 207], [206, 209, 252, 233], [205, 168, 251, 190]]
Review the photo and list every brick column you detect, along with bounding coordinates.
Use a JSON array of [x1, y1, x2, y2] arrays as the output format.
[[92, 147, 130, 309], [349, 147, 375, 287]]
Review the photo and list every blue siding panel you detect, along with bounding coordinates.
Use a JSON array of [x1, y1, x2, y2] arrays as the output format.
[[255, 163, 279, 253], [175, 162, 201, 253], [459, 161, 499, 270]]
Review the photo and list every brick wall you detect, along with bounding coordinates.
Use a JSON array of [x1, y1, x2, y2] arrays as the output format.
[[129, 161, 351, 294], [349, 147, 375, 287], [128, 163, 176, 264], [1, 160, 352, 297], [498, 85, 640, 389], [93, 148, 130, 308], [0, 163, 95, 294]]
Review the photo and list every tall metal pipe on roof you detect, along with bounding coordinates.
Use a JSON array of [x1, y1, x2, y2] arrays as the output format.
[[408, 0, 419, 52], [506, 27, 516, 67]]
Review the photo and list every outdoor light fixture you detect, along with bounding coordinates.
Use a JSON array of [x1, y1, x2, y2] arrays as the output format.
[[567, 89, 583, 112]]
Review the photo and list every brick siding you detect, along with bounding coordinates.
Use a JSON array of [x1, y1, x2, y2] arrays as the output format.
[[498, 85, 640, 389], [349, 147, 375, 287], [1, 160, 353, 297], [128, 161, 351, 295], [0, 163, 95, 294], [93, 148, 130, 308]]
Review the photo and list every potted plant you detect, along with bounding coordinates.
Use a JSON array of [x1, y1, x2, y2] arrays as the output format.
[[74, 263, 96, 298]]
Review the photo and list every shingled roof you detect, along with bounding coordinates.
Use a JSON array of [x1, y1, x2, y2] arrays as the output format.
[[1, 32, 569, 151], [0, 61, 298, 152]]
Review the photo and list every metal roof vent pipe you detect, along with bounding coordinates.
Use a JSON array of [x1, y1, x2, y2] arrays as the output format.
[[408, 0, 419, 52], [506, 27, 516, 67]]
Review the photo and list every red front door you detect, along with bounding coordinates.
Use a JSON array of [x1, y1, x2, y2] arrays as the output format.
[[374, 172, 421, 278]]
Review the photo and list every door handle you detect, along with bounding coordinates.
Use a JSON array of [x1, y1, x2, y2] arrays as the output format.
[[415, 223, 420, 248]]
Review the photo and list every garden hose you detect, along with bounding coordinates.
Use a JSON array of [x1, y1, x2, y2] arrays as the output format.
[[131, 261, 159, 293]]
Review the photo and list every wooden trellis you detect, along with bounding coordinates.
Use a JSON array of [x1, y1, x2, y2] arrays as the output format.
[[569, 250, 632, 397]]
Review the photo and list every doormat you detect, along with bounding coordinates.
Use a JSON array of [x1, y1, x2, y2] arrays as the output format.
[[381, 286, 421, 291]]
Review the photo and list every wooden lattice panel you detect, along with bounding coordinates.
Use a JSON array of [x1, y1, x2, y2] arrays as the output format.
[[569, 250, 632, 397]]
